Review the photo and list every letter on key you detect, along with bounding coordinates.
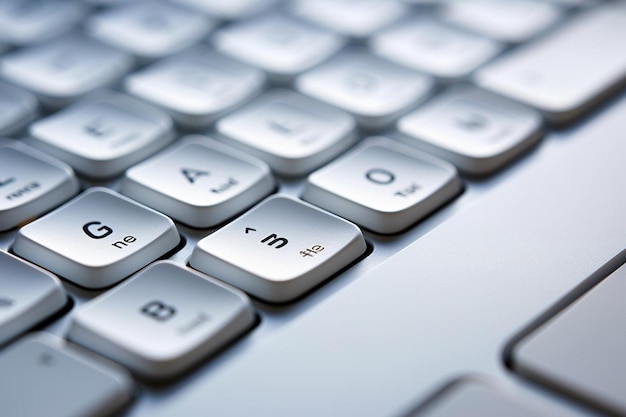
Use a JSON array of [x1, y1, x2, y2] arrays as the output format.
[[189, 195, 367, 303], [12, 188, 180, 289], [69, 261, 255, 379]]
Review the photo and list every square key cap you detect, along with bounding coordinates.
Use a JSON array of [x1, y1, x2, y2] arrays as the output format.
[[213, 13, 345, 82], [0, 332, 133, 417], [296, 49, 433, 129], [0, 140, 79, 231], [122, 136, 275, 228], [125, 46, 265, 129], [397, 85, 543, 175], [0, 34, 133, 108], [216, 89, 357, 175], [69, 261, 255, 379], [28, 90, 175, 178], [12, 188, 180, 289], [0, 251, 67, 346], [189, 195, 367, 303], [302, 139, 462, 234], [0, 81, 38, 136], [87, 1, 215, 62]]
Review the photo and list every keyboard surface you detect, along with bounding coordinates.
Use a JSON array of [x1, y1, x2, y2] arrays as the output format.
[[0, 1, 625, 416]]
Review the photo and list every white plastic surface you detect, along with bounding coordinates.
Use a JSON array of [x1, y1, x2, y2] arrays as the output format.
[[302, 139, 461, 234], [12, 188, 180, 289], [125, 47, 265, 128], [70, 261, 255, 379], [0, 141, 79, 231], [397, 85, 543, 175], [216, 89, 357, 175], [0, 332, 133, 417], [296, 49, 434, 129], [122, 136, 274, 227], [28, 90, 174, 178], [189, 195, 367, 302], [0, 251, 66, 346]]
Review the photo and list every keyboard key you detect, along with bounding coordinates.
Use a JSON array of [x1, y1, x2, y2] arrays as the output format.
[[397, 85, 543, 175], [216, 89, 357, 175], [0, 0, 86, 46], [173, 0, 277, 20], [69, 261, 256, 379], [87, 1, 215, 62], [296, 49, 434, 129], [0, 251, 66, 346], [290, 0, 407, 39], [0, 140, 79, 231], [0, 34, 133, 109], [405, 379, 548, 417], [302, 139, 461, 234], [189, 195, 367, 303], [370, 19, 503, 80], [122, 135, 275, 228], [213, 13, 345, 82], [0, 81, 38, 136], [512, 261, 626, 416], [125, 47, 265, 129], [475, 3, 626, 123], [28, 90, 174, 179], [12, 188, 180, 289], [0, 332, 133, 417], [441, 0, 562, 43]]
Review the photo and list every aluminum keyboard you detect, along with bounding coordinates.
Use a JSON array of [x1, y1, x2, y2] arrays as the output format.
[[1, 1, 625, 416]]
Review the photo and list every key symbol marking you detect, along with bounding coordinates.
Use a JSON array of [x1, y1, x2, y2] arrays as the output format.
[[261, 233, 289, 249], [83, 221, 113, 239], [140, 300, 176, 322], [181, 168, 210, 184], [0, 177, 16, 187]]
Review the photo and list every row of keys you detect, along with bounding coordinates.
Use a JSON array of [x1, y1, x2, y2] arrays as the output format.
[[6, 136, 461, 295], [3, 3, 625, 131]]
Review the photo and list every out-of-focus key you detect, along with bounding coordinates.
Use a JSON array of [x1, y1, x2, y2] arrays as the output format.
[[189, 195, 367, 303], [0, 332, 133, 417], [173, 0, 277, 20], [213, 13, 344, 83], [0, 34, 133, 109], [122, 136, 275, 228], [290, 0, 407, 39], [125, 47, 265, 129], [87, 1, 215, 62], [28, 90, 174, 179], [0, 140, 79, 231], [404, 379, 548, 417], [12, 188, 180, 289], [0, 0, 86, 46], [216, 89, 357, 175], [441, 0, 562, 43], [0, 81, 38, 136], [475, 3, 626, 124], [296, 49, 434, 129], [512, 261, 626, 416], [371, 19, 502, 80], [397, 85, 543, 175], [69, 261, 256, 379], [302, 139, 461, 234], [0, 251, 66, 346]]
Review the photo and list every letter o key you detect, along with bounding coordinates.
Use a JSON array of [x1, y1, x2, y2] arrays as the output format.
[[365, 168, 395, 185]]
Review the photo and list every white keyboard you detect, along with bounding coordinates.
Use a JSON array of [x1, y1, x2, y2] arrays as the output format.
[[0, 1, 625, 416]]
